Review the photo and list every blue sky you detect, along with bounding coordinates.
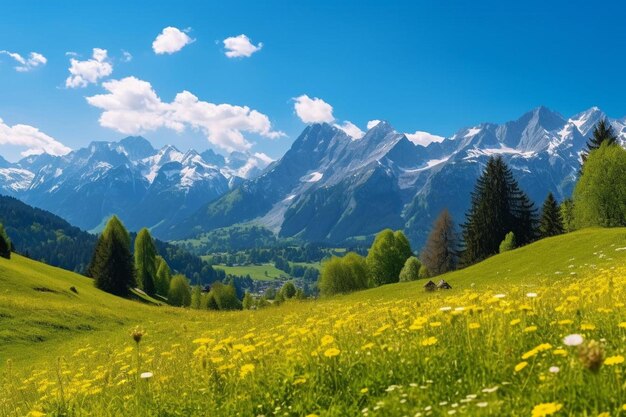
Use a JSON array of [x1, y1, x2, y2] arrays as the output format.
[[1, 0, 625, 162]]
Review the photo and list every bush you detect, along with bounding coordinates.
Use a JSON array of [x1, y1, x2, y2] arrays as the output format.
[[280, 281, 297, 299], [399, 256, 421, 282], [168, 274, 191, 307], [208, 282, 242, 310], [319, 252, 369, 296], [242, 291, 254, 310], [419, 264, 430, 279], [0, 223, 11, 259], [499, 232, 516, 253]]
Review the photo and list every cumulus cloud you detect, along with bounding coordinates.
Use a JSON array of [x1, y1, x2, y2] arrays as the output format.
[[367, 120, 381, 130], [293, 95, 334, 124], [405, 130, 446, 146], [121, 51, 133, 62], [334, 121, 364, 139], [65, 48, 113, 88], [0, 50, 47, 72], [223, 34, 263, 58], [152, 27, 194, 54], [86, 76, 284, 152], [0, 117, 71, 157]]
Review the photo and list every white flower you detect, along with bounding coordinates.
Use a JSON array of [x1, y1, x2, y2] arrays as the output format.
[[563, 334, 584, 346], [439, 306, 452, 311], [549, 366, 560, 373], [476, 402, 489, 408], [526, 292, 538, 298], [140, 372, 154, 379], [481, 386, 499, 393], [493, 294, 506, 299]]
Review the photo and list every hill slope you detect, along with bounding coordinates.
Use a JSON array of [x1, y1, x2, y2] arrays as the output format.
[[2, 229, 626, 416]]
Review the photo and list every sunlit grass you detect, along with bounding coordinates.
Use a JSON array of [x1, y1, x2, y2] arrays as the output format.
[[2, 228, 626, 416]]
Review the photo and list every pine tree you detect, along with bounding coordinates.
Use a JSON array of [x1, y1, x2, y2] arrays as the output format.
[[462, 157, 537, 265], [134, 228, 157, 295], [0, 223, 11, 259], [582, 118, 618, 163], [88, 216, 135, 296], [539, 192, 565, 238], [155, 256, 172, 296], [420, 209, 457, 276]]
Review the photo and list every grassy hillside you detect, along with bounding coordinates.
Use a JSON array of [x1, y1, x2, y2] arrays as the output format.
[[2, 228, 626, 416]]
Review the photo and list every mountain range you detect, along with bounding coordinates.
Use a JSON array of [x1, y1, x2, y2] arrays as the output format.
[[0, 106, 624, 249], [0, 137, 272, 235]]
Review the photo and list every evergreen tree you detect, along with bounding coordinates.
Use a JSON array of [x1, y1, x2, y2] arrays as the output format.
[[88, 216, 135, 296], [134, 228, 157, 295], [154, 256, 172, 297], [366, 229, 412, 286], [0, 223, 11, 259], [462, 157, 537, 265], [539, 193, 565, 238], [420, 209, 457, 276], [168, 274, 191, 307], [582, 119, 618, 163], [560, 198, 576, 232]]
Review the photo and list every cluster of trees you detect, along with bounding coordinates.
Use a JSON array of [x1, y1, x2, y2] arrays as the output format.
[[319, 229, 416, 296]]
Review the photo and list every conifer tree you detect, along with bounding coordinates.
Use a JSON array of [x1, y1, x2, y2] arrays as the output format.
[[88, 216, 135, 296], [0, 223, 11, 259], [539, 192, 565, 238], [462, 156, 537, 265], [420, 209, 457, 276], [134, 228, 157, 295], [582, 118, 618, 163]]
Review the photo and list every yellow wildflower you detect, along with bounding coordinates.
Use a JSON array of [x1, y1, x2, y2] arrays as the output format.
[[531, 402, 562, 417], [320, 335, 334, 346], [324, 347, 341, 358], [421, 336, 438, 346], [514, 361, 528, 372], [239, 363, 255, 378], [604, 355, 625, 366]]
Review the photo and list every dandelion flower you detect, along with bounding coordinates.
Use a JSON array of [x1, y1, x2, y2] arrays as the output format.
[[421, 336, 438, 346], [514, 361, 528, 372], [604, 355, 625, 366], [510, 319, 521, 326], [618, 322, 626, 329], [524, 326, 538, 333], [581, 323, 596, 331], [239, 363, 255, 378], [563, 334, 584, 346], [131, 327, 144, 344], [324, 347, 341, 358], [320, 335, 334, 346], [531, 402, 562, 417], [469, 323, 481, 330]]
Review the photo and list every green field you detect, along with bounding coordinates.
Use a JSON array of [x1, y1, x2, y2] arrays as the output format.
[[2, 228, 626, 416], [208, 262, 289, 281]]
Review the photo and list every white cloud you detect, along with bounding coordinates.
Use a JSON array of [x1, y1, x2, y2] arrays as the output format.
[[253, 152, 274, 165], [334, 121, 364, 139], [223, 34, 263, 58], [152, 27, 194, 55], [0, 50, 47, 72], [86, 76, 284, 153], [65, 48, 113, 88], [405, 130, 446, 146], [293, 95, 334, 124], [121, 51, 133, 62], [0, 117, 71, 157], [367, 120, 381, 130]]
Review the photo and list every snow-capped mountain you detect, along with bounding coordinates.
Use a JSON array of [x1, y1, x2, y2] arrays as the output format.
[[166, 106, 626, 247], [0, 136, 271, 234]]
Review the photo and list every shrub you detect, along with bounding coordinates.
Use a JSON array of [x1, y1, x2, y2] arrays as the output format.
[[280, 281, 297, 299], [319, 252, 369, 296], [499, 232, 516, 253], [399, 256, 421, 282], [366, 229, 412, 286], [168, 274, 191, 307]]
